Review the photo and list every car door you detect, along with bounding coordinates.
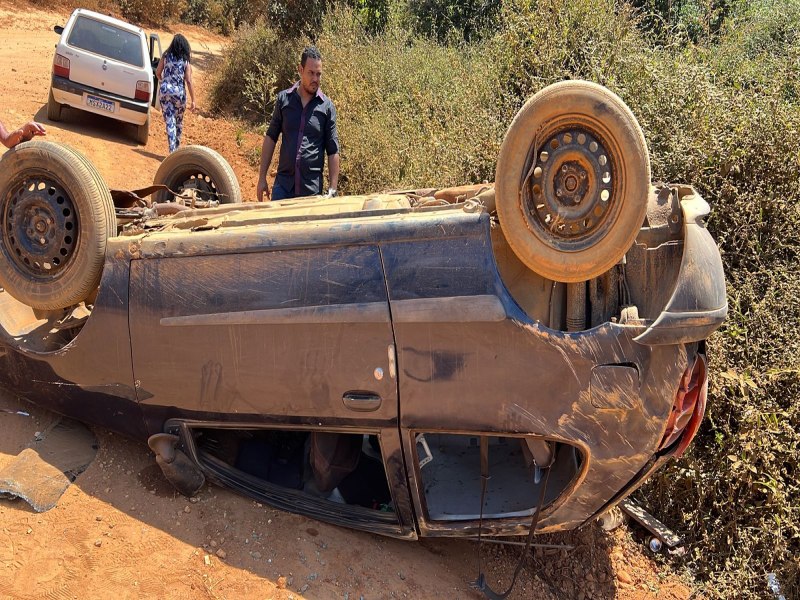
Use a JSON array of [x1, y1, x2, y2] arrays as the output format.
[[128, 243, 397, 424], [129, 238, 416, 537], [148, 33, 161, 108]]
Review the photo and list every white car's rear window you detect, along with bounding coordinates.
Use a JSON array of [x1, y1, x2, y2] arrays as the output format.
[[67, 16, 144, 67]]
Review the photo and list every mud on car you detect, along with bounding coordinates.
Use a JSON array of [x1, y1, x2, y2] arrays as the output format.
[[0, 82, 725, 543]]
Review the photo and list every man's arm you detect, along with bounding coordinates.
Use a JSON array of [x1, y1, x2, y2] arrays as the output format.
[[328, 153, 340, 193], [324, 102, 340, 196], [257, 135, 277, 201], [0, 120, 46, 149], [258, 95, 284, 202]]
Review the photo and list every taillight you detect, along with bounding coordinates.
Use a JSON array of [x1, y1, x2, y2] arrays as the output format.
[[135, 80, 151, 102], [53, 54, 70, 78], [658, 354, 708, 457]]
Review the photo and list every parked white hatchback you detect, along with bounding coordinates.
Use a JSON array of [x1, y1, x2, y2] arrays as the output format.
[[48, 9, 161, 144]]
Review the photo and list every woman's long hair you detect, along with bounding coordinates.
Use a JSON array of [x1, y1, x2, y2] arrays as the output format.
[[165, 34, 191, 63]]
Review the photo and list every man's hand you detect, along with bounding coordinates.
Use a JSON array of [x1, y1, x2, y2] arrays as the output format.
[[20, 122, 46, 142], [257, 178, 271, 202]]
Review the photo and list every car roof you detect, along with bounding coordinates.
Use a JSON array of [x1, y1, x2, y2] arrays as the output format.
[[71, 8, 143, 35]]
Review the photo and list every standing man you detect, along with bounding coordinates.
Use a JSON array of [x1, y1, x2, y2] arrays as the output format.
[[257, 47, 340, 201]]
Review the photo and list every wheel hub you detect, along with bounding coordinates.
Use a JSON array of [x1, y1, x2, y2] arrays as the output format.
[[554, 162, 589, 205], [3, 178, 77, 279], [178, 173, 217, 202], [525, 129, 614, 242]]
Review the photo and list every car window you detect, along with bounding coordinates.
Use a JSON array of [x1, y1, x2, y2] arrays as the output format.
[[67, 16, 144, 67]]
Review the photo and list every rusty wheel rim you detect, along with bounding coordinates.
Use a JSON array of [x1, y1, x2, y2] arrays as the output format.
[[2, 175, 78, 280], [523, 127, 617, 252], [171, 170, 219, 202]]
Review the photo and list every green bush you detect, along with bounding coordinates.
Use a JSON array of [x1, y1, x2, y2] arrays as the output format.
[[403, 0, 501, 41], [209, 22, 307, 121], [630, 0, 745, 41], [182, 0, 235, 33], [117, 0, 187, 25]]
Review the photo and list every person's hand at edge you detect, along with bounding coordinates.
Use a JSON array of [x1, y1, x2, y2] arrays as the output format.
[[21, 122, 47, 141], [257, 178, 271, 202]]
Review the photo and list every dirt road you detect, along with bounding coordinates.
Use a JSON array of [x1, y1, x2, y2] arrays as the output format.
[[0, 3, 693, 598], [0, 2, 263, 197]]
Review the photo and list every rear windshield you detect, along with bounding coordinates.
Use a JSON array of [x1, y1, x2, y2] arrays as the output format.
[[67, 16, 144, 67]]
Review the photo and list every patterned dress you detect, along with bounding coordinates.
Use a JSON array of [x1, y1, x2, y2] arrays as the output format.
[[159, 54, 188, 152]]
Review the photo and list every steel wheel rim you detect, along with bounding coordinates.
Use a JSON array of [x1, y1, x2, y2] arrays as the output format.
[[171, 169, 219, 202], [523, 125, 618, 253], [2, 174, 78, 280]]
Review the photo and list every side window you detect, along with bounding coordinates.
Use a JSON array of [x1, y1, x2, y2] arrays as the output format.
[[413, 433, 582, 521], [190, 427, 397, 517]]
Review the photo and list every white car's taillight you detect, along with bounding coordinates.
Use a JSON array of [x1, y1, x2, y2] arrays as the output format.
[[135, 80, 151, 102], [53, 54, 70, 78]]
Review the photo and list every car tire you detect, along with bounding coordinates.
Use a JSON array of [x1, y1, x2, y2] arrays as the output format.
[[153, 145, 242, 204], [0, 141, 116, 310], [47, 89, 62, 122], [495, 80, 650, 283], [136, 115, 150, 145]]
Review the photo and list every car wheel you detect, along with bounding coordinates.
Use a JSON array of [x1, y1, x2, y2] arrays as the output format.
[[495, 80, 650, 283], [136, 115, 150, 145], [153, 145, 242, 204], [47, 89, 62, 122], [0, 141, 116, 310]]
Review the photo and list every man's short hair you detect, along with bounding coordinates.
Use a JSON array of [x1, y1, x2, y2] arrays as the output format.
[[301, 46, 322, 67]]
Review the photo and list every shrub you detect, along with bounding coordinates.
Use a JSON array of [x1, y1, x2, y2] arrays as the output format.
[[117, 0, 187, 25], [403, 0, 501, 42], [209, 22, 307, 122], [315, 7, 509, 192]]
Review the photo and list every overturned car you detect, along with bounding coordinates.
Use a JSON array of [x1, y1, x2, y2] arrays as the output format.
[[0, 81, 725, 542]]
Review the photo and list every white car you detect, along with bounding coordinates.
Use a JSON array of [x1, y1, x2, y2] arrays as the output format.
[[48, 9, 161, 144]]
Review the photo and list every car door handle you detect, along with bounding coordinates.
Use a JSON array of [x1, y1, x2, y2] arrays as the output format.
[[342, 392, 382, 412]]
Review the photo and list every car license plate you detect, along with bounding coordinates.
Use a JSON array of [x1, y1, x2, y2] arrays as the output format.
[[86, 95, 114, 113]]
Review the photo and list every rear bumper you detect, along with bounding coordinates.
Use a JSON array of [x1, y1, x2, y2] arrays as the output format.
[[635, 188, 727, 345], [50, 75, 149, 126]]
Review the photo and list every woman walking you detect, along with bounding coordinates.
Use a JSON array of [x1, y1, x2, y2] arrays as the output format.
[[156, 34, 196, 153]]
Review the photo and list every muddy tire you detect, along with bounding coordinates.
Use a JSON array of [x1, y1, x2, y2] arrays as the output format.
[[153, 145, 242, 204], [0, 141, 115, 310], [136, 115, 150, 145], [47, 89, 62, 122], [495, 80, 650, 283]]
